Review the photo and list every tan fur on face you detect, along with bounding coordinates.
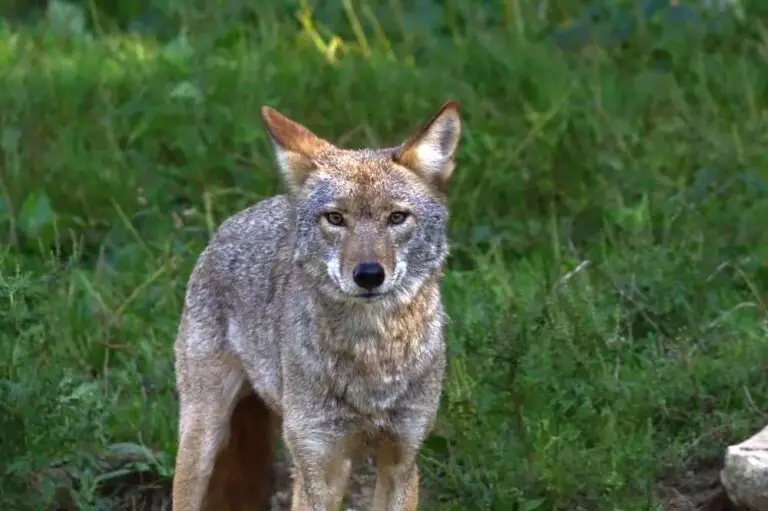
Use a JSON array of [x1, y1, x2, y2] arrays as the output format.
[[340, 217, 396, 281], [309, 150, 439, 291]]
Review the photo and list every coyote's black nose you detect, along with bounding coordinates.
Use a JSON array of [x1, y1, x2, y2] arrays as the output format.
[[352, 262, 386, 291]]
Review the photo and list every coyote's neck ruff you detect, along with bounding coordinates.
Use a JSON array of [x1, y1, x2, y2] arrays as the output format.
[[173, 101, 461, 511], [308, 275, 444, 402]]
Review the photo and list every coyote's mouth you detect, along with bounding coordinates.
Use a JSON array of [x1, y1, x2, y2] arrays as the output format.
[[357, 291, 387, 301]]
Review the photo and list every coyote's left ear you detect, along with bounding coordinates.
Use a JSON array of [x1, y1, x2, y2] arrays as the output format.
[[394, 100, 462, 190]]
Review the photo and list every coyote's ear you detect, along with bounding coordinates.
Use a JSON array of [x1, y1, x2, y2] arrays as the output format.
[[260, 106, 331, 192], [394, 100, 462, 190]]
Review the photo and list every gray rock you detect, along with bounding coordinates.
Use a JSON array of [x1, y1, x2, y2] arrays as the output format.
[[721, 425, 768, 510]]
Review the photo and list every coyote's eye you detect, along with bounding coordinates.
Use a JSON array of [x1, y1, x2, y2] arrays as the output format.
[[324, 212, 345, 226], [388, 211, 410, 225]]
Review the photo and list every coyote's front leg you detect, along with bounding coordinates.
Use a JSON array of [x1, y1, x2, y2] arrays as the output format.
[[372, 441, 421, 511], [284, 422, 352, 511], [371, 412, 436, 511]]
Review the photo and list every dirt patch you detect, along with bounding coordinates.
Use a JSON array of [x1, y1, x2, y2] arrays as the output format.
[[656, 458, 746, 511]]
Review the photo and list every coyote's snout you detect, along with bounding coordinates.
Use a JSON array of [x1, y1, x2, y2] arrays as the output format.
[[172, 100, 462, 510]]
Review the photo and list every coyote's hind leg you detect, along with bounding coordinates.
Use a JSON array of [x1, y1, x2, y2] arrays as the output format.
[[172, 348, 245, 511]]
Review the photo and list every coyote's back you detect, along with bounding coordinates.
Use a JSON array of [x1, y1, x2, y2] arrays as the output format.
[[172, 101, 462, 511]]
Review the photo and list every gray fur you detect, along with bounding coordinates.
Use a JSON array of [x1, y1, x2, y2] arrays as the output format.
[[172, 101, 461, 511]]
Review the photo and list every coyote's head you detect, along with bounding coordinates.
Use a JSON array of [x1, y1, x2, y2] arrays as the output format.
[[260, 102, 461, 306]]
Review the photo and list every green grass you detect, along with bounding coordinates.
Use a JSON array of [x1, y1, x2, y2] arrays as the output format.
[[1, 1, 768, 509]]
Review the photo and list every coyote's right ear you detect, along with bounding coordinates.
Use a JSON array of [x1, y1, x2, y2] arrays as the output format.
[[260, 107, 331, 193]]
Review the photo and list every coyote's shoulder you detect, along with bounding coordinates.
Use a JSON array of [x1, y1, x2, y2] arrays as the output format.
[[173, 101, 462, 511], [184, 195, 293, 311]]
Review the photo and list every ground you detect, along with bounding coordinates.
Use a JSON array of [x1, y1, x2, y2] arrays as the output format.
[[28, 448, 748, 510], [33, 446, 378, 510], [1, 1, 768, 510]]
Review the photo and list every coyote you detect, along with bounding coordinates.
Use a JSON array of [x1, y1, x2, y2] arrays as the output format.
[[172, 100, 462, 510]]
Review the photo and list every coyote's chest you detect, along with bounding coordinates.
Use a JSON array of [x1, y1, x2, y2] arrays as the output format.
[[315, 307, 435, 417]]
